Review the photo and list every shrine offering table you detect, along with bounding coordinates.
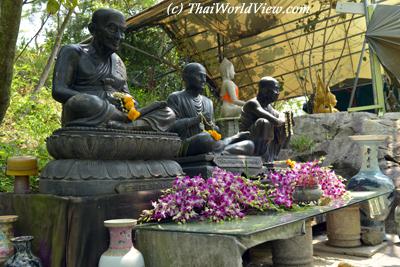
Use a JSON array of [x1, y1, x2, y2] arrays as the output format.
[[136, 190, 391, 267]]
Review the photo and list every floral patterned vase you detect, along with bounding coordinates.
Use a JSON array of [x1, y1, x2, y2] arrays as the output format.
[[0, 215, 18, 264], [4, 236, 42, 267], [99, 219, 145, 267]]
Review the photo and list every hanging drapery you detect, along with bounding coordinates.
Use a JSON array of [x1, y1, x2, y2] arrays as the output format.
[[366, 5, 400, 82]]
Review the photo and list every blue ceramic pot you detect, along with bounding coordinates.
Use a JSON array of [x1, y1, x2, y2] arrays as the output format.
[[4, 236, 42, 267]]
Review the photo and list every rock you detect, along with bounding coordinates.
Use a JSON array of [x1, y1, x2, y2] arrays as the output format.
[[361, 229, 384, 246], [278, 111, 400, 183], [277, 111, 400, 235]]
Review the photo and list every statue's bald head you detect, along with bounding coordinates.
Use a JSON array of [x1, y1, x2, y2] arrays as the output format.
[[258, 76, 280, 104], [182, 63, 207, 95], [91, 8, 124, 25], [259, 77, 279, 90], [88, 8, 126, 53], [182, 63, 206, 80]]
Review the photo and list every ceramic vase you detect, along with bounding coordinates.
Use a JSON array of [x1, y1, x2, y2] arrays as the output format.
[[99, 219, 145, 267], [0, 215, 18, 264], [347, 135, 395, 194], [4, 236, 42, 267], [347, 135, 394, 218], [292, 185, 323, 204], [347, 135, 395, 245]]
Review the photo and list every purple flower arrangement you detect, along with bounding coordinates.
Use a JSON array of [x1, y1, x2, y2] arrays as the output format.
[[265, 160, 347, 208], [139, 168, 273, 223], [139, 160, 347, 224]]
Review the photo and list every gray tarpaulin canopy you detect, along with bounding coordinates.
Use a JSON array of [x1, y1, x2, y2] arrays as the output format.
[[126, 0, 398, 101], [366, 4, 400, 83]]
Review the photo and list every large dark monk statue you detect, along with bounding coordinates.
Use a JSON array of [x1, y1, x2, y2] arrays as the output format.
[[167, 63, 254, 156], [52, 8, 174, 131]]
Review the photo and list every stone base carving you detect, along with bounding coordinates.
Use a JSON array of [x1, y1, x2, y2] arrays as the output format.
[[47, 127, 181, 160], [40, 159, 183, 196], [41, 127, 183, 196], [216, 117, 240, 138], [176, 154, 265, 178]]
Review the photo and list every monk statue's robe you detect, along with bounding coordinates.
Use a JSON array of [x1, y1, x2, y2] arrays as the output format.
[[167, 90, 224, 156], [53, 44, 175, 131], [167, 90, 214, 139]]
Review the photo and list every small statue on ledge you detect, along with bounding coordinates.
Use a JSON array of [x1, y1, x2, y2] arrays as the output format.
[[313, 74, 339, 114], [219, 58, 244, 118], [167, 63, 254, 156], [238, 76, 292, 162], [52, 8, 175, 131]]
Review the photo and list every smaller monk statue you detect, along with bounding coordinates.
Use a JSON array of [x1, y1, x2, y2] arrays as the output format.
[[219, 58, 244, 118], [52, 8, 175, 131], [167, 63, 254, 156], [239, 77, 290, 162]]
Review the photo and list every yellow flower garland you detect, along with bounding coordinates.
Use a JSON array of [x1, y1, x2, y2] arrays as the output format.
[[286, 159, 296, 169], [112, 92, 141, 121], [128, 108, 141, 121], [206, 130, 222, 141]]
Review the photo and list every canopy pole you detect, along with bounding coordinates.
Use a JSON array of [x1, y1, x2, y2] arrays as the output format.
[[217, 33, 223, 62], [366, 1, 386, 115], [348, 39, 367, 109], [347, 0, 385, 114]]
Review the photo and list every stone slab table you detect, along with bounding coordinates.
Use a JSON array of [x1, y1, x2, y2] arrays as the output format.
[[135, 190, 391, 267]]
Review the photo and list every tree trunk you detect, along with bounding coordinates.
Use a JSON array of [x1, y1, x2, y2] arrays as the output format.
[[32, 7, 73, 95], [0, 0, 24, 124]]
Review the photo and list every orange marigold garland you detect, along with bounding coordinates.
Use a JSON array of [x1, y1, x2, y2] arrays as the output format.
[[206, 129, 222, 141], [128, 108, 141, 121], [112, 92, 141, 121]]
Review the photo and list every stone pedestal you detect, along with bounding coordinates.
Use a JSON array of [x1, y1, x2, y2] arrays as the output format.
[[176, 154, 265, 178], [40, 159, 182, 196], [271, 221, 313, 267], [216, 117, 240, 138], [40, 127, 183, 196], [326, 205, 361, 247]]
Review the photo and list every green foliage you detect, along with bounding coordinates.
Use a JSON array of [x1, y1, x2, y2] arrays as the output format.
[[61, 0, 156, 44], [121, 27, 183, 104], [0, 50, 61, 192], [290, 135, 315, 153], [47, 0, 80, 14], [273, 97, 305, 116]]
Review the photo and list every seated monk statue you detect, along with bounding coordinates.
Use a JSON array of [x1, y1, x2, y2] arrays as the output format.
[[219, 58, 244, 118], [167, 63, 254, 156], [52, 8, 174, 131], [239, 77, 290, 162]]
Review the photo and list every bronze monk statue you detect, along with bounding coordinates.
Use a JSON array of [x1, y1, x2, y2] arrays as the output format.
[[167, 63, 254, 156], [52, 8, 174, 131], [239, 76, 291, 162]]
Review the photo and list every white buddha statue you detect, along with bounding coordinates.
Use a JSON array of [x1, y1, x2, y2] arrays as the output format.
[[219, 58, 244, 118]]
